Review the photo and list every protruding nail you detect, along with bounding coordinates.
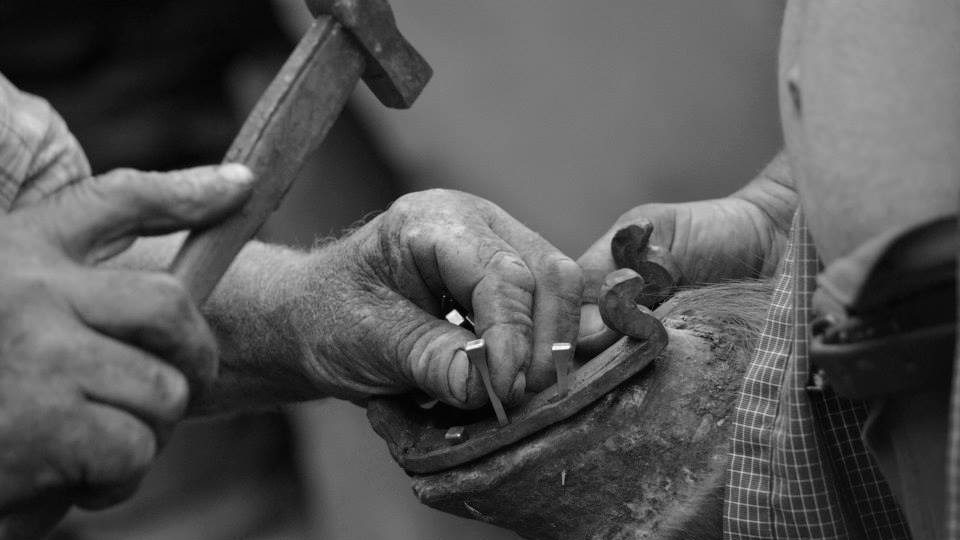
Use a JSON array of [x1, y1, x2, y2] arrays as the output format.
[[464, 339, 508, 426], [445, 309, 466, 326], [552, 342, 574, 398], [445, 426, 468, 445]]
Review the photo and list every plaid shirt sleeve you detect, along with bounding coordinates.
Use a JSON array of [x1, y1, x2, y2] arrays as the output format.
[[0, 72, 90, 213], [725, 210, 911, 539]]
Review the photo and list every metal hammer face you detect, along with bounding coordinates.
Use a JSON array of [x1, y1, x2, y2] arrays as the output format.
[[306, 0, 432, 108]]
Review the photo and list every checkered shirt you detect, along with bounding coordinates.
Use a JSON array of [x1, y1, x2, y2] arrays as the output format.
[[725, 210, 911, 539], [0, 72, 89, 212]]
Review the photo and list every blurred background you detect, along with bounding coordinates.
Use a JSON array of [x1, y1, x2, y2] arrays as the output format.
[[0, 1, 783, 538]]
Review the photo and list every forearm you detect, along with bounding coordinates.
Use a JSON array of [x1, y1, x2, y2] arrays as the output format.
[[726, 150, 797, 276], [611, 152, 797, 285], [112, 234, 345, 414]]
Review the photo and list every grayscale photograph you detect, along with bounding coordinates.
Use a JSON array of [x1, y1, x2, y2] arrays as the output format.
[[0, 1, 956, 539]]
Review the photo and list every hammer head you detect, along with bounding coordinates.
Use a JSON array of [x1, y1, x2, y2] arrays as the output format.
[[306, 0, 432, 108]]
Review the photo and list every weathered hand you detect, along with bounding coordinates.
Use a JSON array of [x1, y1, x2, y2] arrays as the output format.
[[575, 203, 684, 356], [306, 189, 583, 408], [576, 195, 790, 356], [0, 165, 251, 531]]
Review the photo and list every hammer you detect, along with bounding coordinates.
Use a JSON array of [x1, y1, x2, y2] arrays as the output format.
[[0, 2, 430, 538], [170, 0, 432, 302]]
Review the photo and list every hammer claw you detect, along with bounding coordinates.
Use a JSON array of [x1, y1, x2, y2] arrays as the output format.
[[307, 0, 432, 108]]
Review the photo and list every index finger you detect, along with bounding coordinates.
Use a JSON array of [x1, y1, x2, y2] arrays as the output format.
[[430, 234, 537, 405], [423, 210, 583, 399], [19, 164, 253, 262], [483, 210, 584, 391]]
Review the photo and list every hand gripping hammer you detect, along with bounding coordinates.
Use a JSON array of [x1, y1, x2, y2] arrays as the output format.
[[0, 3, 431, 539], [170, 0, 432, 303]]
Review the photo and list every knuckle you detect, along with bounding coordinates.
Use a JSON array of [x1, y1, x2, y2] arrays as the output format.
[[77, 412, 156, 488], [540, 255, 585, 295], [398, 220, 429, 246], [485, 251, 536, 291], [147, 364, 190, 422], [162, 173, 211, 220], [190, 337, 219, 389], [389, 189, 459, 215], [402, 322, 452, 380], [96, 168, 139, 189], [143, 273, 217, 383], [147, 274, 195, 324], [140, 274, 202, 351], [108, 427, 156, 483], [98, 168, 213, 222], [85, 169, 145, 214], [24, 328, 72, 363], [91, 169, 141, 204], [388, 191, 425, 216]]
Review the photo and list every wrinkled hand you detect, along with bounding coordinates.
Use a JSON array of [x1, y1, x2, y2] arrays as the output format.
[[576, 156, 797, 356], [308, 189, 584, 408], [575, 203, 682, 356], [0, 165, 251, 533], [576, 198, 773, 356]]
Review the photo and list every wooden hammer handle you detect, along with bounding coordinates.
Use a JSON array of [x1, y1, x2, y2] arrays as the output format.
[[170, 17, 364, 303]]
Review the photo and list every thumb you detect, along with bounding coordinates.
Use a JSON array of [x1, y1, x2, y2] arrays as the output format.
[[575, 206, 679, 356], [576, 237, 620, 358], [21, 163, 253, 263], [336, 285, 491, 409]]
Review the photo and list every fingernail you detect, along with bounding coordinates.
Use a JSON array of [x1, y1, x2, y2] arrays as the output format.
[[217, 163, 254, 185], [508, 371, 526, 402], [448, 349, 470, 403]]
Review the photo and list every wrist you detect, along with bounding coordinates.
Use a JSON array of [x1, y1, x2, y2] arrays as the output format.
[[668, 197, 783, 283], [730, 152, 797, 237], [296, 232, 409, 400], [196, 241, 349, 411]]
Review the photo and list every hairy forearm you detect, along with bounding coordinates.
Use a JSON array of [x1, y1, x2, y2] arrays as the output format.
[[112, 234, 343, 414]]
